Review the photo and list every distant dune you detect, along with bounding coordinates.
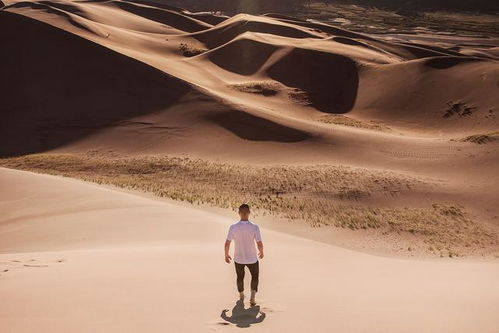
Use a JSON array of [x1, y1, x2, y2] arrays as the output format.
[[1, 2, 499, 330], [0, 0, 498, 257], [0, 0, 498, 156]]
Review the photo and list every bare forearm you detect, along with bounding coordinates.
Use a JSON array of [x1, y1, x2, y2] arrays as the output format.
[[224, 240, 232, 263], [257, 241, 264, 258]]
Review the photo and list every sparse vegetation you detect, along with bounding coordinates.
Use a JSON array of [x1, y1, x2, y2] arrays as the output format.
[[1, 153, 497, 256], [229, 82, 281, 96], [318, 114, 390, 131], [443, 101, 476, 118], [178, 43, 207, 57], [287, 88, 312, 106], [456, 132, 499, 144]]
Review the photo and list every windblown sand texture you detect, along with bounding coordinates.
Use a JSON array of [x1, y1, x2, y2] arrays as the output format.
[[0, 1, 499, 330]]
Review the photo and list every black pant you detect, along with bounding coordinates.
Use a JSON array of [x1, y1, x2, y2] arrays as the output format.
[[234, 261, 259, 292]]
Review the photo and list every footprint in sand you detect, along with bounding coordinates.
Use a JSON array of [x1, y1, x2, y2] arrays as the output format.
[[0, 258, 66, 276], [23, 259, 48, 268]]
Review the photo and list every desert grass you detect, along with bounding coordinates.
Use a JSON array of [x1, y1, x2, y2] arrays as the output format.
[[287, 88, 313, 106], [228, 82, 325, 112], [178, 43, 207, 57], [318, 114, 391, 131], [228, 82, 280, 96], [443, 101, 476, 118], [456, 132, 499, 144], [1, 154, 496, 256]]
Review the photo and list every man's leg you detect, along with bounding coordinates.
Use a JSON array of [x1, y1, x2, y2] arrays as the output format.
[[247, 261, 259, 305], [247, 261, 259, 292], [234, 262, 245, 293]]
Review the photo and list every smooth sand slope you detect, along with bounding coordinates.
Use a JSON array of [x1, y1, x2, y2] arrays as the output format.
[[0, 0, 498, 251], [1, 168, 498, 332]]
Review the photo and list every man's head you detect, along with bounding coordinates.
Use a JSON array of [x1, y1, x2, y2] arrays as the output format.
[[238, 204, 250, 220]]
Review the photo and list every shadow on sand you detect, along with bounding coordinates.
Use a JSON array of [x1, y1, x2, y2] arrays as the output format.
[[220, 299, 266, 328]]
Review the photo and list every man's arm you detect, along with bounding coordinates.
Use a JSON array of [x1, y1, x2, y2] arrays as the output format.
[[255, 225, 264, 259], [224, 240, 232, 263], [225, 225, 234, 263], [257, 241, 264, 259]]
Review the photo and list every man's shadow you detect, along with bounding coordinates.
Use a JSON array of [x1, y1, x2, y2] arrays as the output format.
[[220, 299, 266, 328]]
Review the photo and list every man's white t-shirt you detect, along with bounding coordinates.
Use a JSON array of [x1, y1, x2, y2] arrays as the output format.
[[226, 220, 262, 264]]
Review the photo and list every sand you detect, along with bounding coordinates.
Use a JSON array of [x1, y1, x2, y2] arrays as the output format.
[[1, 167, 499, 332], [1, 1, 498, 330], [0, 0, 498, 236], [1, 0, 498, 157]]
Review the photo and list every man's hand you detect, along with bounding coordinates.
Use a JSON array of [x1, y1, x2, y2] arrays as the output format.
[[257, 241, 264, 259], [224, 240, 232, 263]]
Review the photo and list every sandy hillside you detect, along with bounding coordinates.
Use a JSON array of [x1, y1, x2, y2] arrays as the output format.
[[1, 1, 499, 330], [1, 0, 498, 158], [1, 167, 499, 332], [0, 0, 498, 257]]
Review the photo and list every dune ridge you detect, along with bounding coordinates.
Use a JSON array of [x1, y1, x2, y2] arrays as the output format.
[[1, 4, 499, 330], [1, 0, 497, 155], [0, 0, 498, 258]]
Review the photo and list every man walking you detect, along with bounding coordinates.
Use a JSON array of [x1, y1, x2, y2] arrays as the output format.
[[224, 204, 264, 306]]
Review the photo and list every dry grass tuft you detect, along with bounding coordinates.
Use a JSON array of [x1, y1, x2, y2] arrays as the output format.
[[1, 154, 496, 256], [287, 88, 313, 106], [456, 132, 499, 144], [318, 115, 390, 131], [228, 82, 280, 96], [443, 101, 476, 118], [178, 43, 207, 57]]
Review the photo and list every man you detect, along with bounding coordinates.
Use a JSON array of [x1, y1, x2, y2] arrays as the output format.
[[224, 204, 264, 306]]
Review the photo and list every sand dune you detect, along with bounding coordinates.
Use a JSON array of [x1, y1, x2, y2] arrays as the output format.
[[0, 11, 194, 155], [110, 0, 212, 32], [1, 167, 498, 332], [0, 0, 498, 256], [1, 4, 498, 328], [1, 0, 498, 158], [192, 14, 323, 48]]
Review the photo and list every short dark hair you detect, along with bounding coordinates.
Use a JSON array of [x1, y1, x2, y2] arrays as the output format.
[[239, 203, 250, 211]]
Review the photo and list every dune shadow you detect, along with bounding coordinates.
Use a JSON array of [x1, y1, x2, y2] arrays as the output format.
[[424, 56, 482, 69], [220, 300, 266, 328], [207, 110, 312, 142], [267, 48, 359, 114], [0, 11, 191, 157]]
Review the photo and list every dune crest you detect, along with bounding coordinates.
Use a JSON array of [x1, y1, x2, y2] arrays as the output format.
[[1, 0, 498, 258], [1, 3, 498, 330], [1, 0, 498, 157]]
